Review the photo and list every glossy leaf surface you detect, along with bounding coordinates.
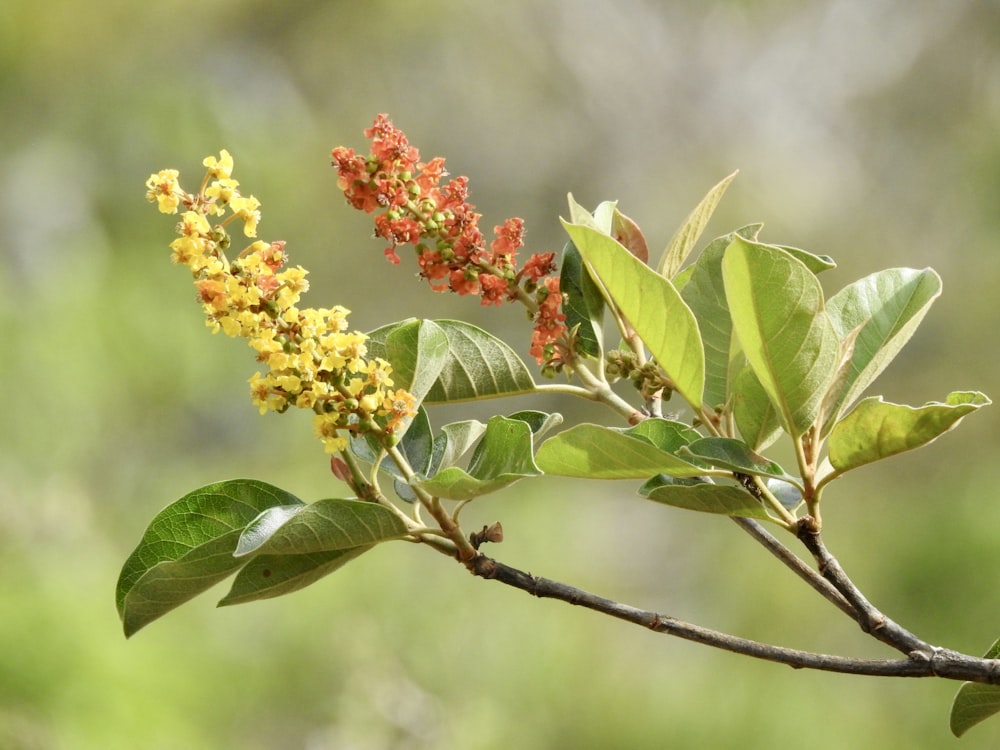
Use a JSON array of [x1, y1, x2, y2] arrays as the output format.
[[116, 479, 305, 637]]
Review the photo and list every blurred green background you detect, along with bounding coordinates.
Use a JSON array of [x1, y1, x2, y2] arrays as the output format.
[[3, 1, 1000, 747]]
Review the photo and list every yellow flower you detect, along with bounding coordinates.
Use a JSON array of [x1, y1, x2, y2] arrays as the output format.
[[313, 413, 349, 453], [150, 149, 418, 454], [230, 194, 261, 237], [145, 169, 182, 214], [203, 150, 234, 180], [178, 211, 210, 238], [205, 177, 240, 213]]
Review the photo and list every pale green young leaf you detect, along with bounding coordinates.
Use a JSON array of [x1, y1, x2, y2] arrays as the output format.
[[722, 238, 839, 436], [658, 170, 738, 279], [561, 219, 705, 409], [116, 479, 305, 637], [827, 392, 990, 473], [680, 224, 762, 409], [731, 364, 783, 451], [775, 245, 836, 274], [826, 267, 942, 416], [413, 415, 541, 500], [950, 639, 1000, 737], [535, 422, 705, 479]]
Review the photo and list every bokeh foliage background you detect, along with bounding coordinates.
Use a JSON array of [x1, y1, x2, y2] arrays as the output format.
[[3, 1, 1000, 747]]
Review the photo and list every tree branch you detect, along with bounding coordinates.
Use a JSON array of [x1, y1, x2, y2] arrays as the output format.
[[795, 521, 931, 655], [467, 553, 1000, 683], [730, 517, 856, 618]]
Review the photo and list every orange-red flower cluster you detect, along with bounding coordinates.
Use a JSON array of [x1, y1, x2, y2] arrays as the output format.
[[331, 114, 567, 365]]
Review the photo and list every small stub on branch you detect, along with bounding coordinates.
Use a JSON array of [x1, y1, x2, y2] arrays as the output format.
[[470, 522, 504, 549]]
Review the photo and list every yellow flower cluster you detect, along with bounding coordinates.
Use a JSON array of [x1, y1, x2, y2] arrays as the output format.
[[145, 150, 416, 453]]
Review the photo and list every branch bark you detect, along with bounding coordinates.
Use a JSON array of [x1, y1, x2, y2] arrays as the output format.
[[467, 553, 1000, 684], [795, 521, 930, 655]]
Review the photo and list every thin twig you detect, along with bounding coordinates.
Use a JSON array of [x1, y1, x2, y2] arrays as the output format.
[[730, 517, 856, 617], [795, 521, 930, 655], [467, 553, 1000, 683]]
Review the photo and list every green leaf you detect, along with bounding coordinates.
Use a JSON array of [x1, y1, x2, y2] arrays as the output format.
[[625, 417, 702, 451], [234, 497, 409, 557], [951, 639, 1000, 737], [680, 224, 762, 409], [219, 547, 373, 606], [641, 482, 777, 523], [828, 392, 990, 473], [559, 240, 605, 359], [767, 478, 803, 509], [535, 421, 705, 479], [775, 245, 836, 274], [381, 318, 449, 407], [680, 437, 788, 480], [220, 497, 410, 606], [506, 409, 564, 439], [116, 479, 305, 637], [658, 170, 738, 279], [367, 319, 535, 404], [431, 419, 487, 474], [350, 406, 435, 503], [413, 415, 542, 500], [826, 268, 942, 415], [731, 364, 782, 450], [562, 211, 705, 409], [722, 238, 839, 436]]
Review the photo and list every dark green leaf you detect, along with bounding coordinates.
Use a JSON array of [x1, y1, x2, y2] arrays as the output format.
[[560, 240, 605, 359], [680, 437, 787, 479], [233, 498, 409, 558], [116, 479, 304, 637], [220, 497, 410, 606], [219, 547, 373, 606], [367, 319, 535, 404]]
